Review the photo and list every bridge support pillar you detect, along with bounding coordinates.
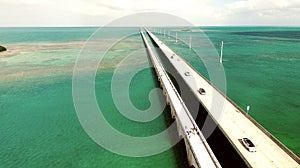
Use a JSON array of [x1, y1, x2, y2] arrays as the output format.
[[176, 120, 184, 139], [170, 106, 176, 119]]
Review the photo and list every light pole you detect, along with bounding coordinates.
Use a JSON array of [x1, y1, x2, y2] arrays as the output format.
[[220, 41, 224, 64], [246, 105, 250, 114], [189, 35, 192, 49]]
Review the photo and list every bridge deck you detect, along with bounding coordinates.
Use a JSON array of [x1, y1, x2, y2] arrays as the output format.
[[141, 30, 221, 168], [146, 29, 300, 168]]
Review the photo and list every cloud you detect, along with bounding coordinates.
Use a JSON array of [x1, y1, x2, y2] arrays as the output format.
[[220, 0, 300, 25], [0, 0, 299, 26]]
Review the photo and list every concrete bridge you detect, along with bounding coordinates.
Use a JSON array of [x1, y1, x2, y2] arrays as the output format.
[[141, 30, 221, 168], [141, 28, 300, 168]]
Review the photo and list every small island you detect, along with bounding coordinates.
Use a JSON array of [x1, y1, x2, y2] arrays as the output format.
[[181, 29, 193, 32], [0, 45, 7, 52]]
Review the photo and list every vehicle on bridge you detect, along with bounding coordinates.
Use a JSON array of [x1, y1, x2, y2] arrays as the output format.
[[242, 138, 256, 152], [198, 88, 206, 95], [184, 72, 191, 76]]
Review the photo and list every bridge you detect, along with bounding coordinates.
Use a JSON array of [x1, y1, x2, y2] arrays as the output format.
[[141, 28, 300, 168], [141, 30, 221, 168]]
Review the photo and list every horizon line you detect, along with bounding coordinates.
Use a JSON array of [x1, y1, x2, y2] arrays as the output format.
[[0, 25, 300, 28]]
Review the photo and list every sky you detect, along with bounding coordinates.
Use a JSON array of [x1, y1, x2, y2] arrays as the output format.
[[0, 0, 300, 26]]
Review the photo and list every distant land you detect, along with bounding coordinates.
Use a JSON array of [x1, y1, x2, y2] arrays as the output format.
[[0, 45, 7, 52]]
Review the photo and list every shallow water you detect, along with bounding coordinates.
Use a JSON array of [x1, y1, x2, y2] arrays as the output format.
[[0, 27, 299, 167]]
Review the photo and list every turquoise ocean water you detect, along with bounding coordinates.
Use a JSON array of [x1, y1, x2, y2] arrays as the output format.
[[0, 27, 299, 167]]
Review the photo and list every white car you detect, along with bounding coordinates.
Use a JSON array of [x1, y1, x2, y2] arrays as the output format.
[[184, 72, 190, 76], [241, 138, 256, 152]]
